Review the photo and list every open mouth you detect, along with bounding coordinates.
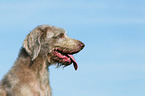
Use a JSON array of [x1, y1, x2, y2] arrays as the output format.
[[53, 49, 78, 70]]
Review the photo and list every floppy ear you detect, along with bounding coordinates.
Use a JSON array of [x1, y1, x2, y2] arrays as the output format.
[[23, 28, 42, 61]]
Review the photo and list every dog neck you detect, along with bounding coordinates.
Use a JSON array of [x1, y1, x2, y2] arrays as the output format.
[[17, 47, 49, 71], [13, 47, 52, 96]]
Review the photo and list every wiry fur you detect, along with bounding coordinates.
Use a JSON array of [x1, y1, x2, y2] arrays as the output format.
[[0, 25, 84, 96]]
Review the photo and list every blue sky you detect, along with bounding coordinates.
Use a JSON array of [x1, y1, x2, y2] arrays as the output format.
[[0, 0, 145, 96]]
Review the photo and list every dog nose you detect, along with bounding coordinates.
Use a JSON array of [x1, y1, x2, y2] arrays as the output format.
[[78, 41, 85, 49], [80, 42, 85, 48]]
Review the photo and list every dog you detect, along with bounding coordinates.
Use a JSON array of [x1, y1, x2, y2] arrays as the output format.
[[0, 25, 84, 96]]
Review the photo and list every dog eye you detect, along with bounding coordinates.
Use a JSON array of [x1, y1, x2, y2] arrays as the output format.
[[53, 33, 64, 39], [58, 33, 64, 38]]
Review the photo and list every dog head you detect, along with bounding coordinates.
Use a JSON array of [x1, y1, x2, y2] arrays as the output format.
[[23, 25, 84, 70]]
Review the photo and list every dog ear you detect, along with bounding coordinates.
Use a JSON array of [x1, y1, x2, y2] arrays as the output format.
[[23, 28, 42, 61]]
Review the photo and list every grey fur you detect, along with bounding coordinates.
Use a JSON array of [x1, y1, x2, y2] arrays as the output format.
[[0, 25, 84, 96]]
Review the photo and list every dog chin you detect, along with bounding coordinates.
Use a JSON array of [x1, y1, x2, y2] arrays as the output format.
[[52, 57, 72, 66], [51, 51, 78, 70]]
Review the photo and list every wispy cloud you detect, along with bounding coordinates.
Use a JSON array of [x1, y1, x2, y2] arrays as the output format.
[[75, 17, 145, 24], [0, 0, 144, 25]]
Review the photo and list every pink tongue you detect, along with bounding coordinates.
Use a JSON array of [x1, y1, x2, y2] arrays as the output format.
[[68, 54, 78, 70]]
